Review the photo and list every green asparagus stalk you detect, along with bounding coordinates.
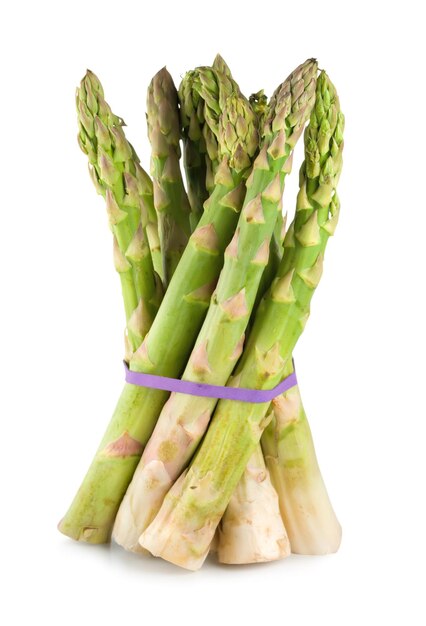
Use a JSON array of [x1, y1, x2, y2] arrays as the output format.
[[218, 89, 283, 562], [58, 78, 257, 544], [112, 60, 318, 552], [181, 65, 287, 563], [140, 71, 344, 569], [147, 68, 192, 284], [76, 70, 161, 355], [181, 67, 286, 564], [260, 181, 341, 555], [217, 444, 290, 564]]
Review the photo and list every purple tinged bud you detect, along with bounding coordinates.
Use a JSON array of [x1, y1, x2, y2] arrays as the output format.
[[77, 132, 88, 155], [157, 100, 174, 137], [134, 163, 153, 195], [231, 143, 251, 172], [105, 189, 127, 225], [85, 70, 104, 98], [235, 115, 248, 138], [149, 126, 169, 159], [110, 126, 132, 162], [94, 116, 111, 151], [84, 77, 98, 115], [123, 172, 140, 206], [78, 100, 94, 138], [99, 148, 120, 186]]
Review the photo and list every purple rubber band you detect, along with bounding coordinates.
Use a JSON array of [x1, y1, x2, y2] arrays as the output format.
[[124, 361, 297, 404]]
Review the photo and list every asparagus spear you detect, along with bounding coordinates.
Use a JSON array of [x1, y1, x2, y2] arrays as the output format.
[[182, 63, 288, 563], [58, 76, 257, 544], [76, 70, 161, 355], [113, 59, 317, 552], [147, 68, 192, 284], [260, 168, 341, 556], [227, 74, 340, 559], [181, 65, 285, 564], [217, 444, 290, 564], [140, 71, 344, 569], [217, 88, 286, 565]]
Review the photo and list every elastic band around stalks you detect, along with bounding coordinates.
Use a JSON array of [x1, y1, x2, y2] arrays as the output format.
[[124, 361, 297, 404]]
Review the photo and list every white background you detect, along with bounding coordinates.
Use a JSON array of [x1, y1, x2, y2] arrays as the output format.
[[1, 1, 425, 624]]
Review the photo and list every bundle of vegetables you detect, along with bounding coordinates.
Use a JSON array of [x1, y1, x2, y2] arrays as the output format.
[[59, 56, 344, 571]]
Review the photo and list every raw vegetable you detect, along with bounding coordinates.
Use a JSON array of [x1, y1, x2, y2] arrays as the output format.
[[139, 71, 344, 569], [60, 60, 344, 572], [112, 59, 317, 552]]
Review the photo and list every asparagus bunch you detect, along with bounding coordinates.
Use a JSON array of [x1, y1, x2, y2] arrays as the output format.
[[140, 71, 344, 569], [61, 59, 344, 571], [112, 59, 317, 552]]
